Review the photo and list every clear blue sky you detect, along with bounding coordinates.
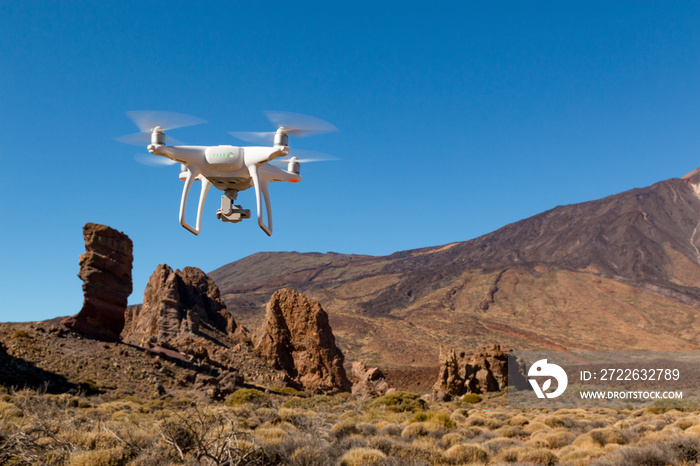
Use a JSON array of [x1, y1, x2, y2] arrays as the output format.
[[2, 1, 699, 322]]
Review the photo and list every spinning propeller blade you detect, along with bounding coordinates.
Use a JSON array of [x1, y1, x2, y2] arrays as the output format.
[[116, 111, 205, 146], [134, 153, 178, 167], [229, 111, 337, 144], [126, 110, 206, 133], [269, 150, 339, 167], [264, 111, 338, 137], [228, 131, 276, 145]]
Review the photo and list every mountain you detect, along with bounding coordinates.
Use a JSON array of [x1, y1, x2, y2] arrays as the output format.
[[210, 170, 700, 368]]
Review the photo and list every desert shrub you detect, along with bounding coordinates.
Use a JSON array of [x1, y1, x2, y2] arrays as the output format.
[[592, 442, 673, 466], [440, 432, 463, 448], [462, 393, 482, 404], [673, 416, 698, 430], [442, 444, 489, 464], [68, 446, 132, 466], [357, 422, 378, 436], [482, 437, 524, 454], [80, 378, 100, 395], [543, 414, 577, 429], [522, 420, 550, 434], [517, 447, 559, 466], [377, 423, 403, 437], [529, 428, 576, 449], [283, 394, 333, 410], [494, 445, 522, 463], [495, 425, 522, 438], [506, 414, 529, 426], [332, 419, 360, 438], [409, 411, 455, 430], [288, 445, 323, 465], [225, 388, 268, 406], [589, 427, 632, 446], [401, 422, 431, 439], [11, 330, 31, 340], [271, 385, 309, 398], [667, 435, 700, 463], [339, 447, 387, 466], [368, 391, 426, 413]]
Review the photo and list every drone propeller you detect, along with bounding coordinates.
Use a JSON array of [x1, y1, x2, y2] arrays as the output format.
[[133, 153, 178, 167], [269, 150, 339, 167], [116, 110, 206, 146], [229, 111, 337, 144]]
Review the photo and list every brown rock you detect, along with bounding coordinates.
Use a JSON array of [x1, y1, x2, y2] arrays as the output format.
[[432, 344, 512, 400], [62, 223, 133, 342], [122, 265, 236, 345], [351, 361, 390, 398], [253, 288, 351, 394]]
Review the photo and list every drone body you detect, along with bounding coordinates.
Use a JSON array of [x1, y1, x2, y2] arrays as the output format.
[[119, 111, 335, 236]]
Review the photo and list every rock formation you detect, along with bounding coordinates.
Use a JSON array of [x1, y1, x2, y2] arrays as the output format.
[[62, 223, 133, 342], [122, 264, 236, 346], [253, 288, 351, 394], [432, 344, 512, 401], [351, 361, 391, 398]]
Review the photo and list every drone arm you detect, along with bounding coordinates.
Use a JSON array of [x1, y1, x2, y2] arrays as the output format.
[[178, 169, 211, 235], [248, 164, 273, 236]]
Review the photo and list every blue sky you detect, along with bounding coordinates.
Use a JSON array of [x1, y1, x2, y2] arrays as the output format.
[[1, 1, 699, 322]]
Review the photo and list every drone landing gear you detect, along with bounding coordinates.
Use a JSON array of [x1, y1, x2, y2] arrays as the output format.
[[216, 190, 251, 223]]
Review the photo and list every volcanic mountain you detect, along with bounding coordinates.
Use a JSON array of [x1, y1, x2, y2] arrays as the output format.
[[210, 170, 700, 368]]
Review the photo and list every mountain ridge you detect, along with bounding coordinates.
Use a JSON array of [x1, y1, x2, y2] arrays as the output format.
[[210, 172, 700, 366]]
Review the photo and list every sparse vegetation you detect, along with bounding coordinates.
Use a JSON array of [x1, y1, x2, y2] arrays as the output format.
[[0, 386, 697, 465]]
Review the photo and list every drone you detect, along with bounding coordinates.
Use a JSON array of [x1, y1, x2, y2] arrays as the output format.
[[117, 111, 337, 236]]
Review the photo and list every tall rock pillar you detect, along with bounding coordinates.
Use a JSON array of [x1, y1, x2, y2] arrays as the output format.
[[62, 223, 133, 341]]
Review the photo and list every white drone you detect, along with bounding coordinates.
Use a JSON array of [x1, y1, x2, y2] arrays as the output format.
[[118, 111, 337, 236]]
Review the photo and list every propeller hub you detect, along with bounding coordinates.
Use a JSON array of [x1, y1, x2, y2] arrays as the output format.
[[274, 129, 289, 147]]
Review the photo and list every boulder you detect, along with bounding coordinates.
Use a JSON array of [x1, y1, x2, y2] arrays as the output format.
[[62, 223, 133, 342], [432, 344, 512, 400], [351, 361, 390, 398], [122, 264, 236, 345], [253, 288, 351, 394]]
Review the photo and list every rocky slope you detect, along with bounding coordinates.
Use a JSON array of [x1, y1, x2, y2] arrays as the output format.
[[210, 171, 700, 367]]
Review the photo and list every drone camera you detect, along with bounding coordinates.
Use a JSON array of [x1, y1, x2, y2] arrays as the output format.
[[216, 192, 251, 223]]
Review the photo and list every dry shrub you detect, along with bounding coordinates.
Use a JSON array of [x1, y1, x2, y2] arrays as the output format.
[[289, 444, 323, 465], [558, 445, 607, 465], [339, 447, 387, 466], [482, 437, 523, 454], [442, 443, 489, 464], [494, 425, 522, 438], [507, 414, 529, 426], [543, 414, 577, 429], [528, 428, 576, 449], [674, 416, 698, 431], [440, 432, 463, 448], [522, 420, 550, 435], [589, 426, 632, 446], [493, 445, 520, 463], [253, 426, 289, 445], [368, 391, 426, 413], [450, 410, 466, 423], [332, 419, 360, 438], [355, 422, 376, 437], [515, 446, 559, 466], [401, 422, 431, 439], [377, 423, 403, 437], [68, 446, 132, 466]]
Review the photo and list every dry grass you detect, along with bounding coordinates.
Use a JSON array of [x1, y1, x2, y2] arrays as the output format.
[[0, 387, 698, 465]]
